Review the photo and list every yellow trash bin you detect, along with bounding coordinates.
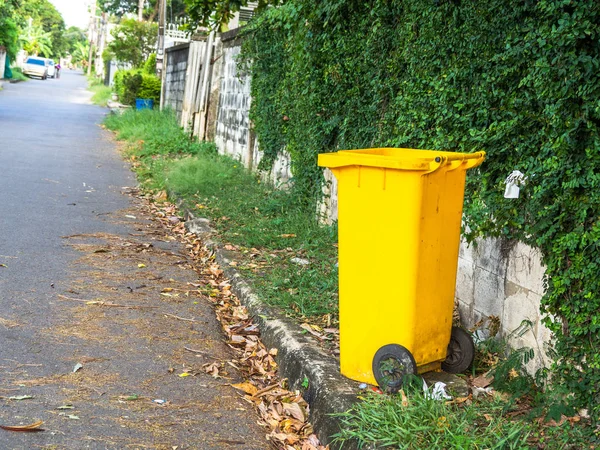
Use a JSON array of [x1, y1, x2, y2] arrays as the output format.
[[318, 148, 485, 391]]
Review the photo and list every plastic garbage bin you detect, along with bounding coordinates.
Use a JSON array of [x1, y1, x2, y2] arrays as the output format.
[[318, 148, 485, 391], [135, 98, 154, 110]]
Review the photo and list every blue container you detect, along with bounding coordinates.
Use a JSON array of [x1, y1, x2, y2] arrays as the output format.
[[135, 98, 154, 110]]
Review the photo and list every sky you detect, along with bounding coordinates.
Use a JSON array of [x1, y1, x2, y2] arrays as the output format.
[[48, 0, 92, 29]]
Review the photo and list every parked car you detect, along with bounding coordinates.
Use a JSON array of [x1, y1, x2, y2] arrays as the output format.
[[22, 56, 48, 79], [45, 59, 56, 78]]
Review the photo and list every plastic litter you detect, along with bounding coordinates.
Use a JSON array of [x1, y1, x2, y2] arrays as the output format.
[[422, 379, 452, 400], [504, 170, 527, 199]]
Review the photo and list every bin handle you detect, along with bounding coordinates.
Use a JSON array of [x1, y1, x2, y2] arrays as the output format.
[[428, 151, 485, 173]]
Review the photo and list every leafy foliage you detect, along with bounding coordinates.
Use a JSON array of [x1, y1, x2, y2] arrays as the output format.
[[19, 20, 53, 56], [0, 0, 19, 61], [101, 0, 187, 20], [241, 0, 600, 413], [16, 0, 67, 57], [114, 68, 161, 105], [107, 18, 157, 67], [184, 0, 283, 29], [143, 52, 156, 74]]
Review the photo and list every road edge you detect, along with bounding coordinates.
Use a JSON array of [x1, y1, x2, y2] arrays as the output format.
[[184, 213, 360, 449]]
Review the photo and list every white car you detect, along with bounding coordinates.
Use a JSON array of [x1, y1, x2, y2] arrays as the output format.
[[22, 56, 48, 79], [45, 59, 56, 78]]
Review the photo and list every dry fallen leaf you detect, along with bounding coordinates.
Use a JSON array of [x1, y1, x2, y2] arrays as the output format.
[[0, 420, 44, 432], [472, 372, 494, 388], [231, 382, 259, 396]]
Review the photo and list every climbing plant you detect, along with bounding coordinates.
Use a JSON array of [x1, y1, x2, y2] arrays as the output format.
[[241, 0, 600, 415]]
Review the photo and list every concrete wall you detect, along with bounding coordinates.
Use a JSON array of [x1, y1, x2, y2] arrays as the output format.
[[0, 48, 6, 80], [214, 39, 253, 165], [164, 43, 190, 122], [210, 31, 293, 185], [456, 238, 551, 373]]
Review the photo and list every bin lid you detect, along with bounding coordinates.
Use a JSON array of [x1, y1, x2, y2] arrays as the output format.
[[318, 148, 485, 171]]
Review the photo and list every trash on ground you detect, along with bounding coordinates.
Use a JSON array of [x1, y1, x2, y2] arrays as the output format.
[[291, 257, 310, 266], [73, 363, 83, 373], [423, 380, 452, 400], [8, 395, 34, 400]]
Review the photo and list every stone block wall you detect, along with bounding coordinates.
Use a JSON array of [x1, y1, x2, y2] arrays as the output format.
[[456, 238, 551, 373], [164, 43, 190, 121], [214, 42, 253, 165]]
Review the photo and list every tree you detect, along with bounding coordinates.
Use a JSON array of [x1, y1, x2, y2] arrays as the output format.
[[19, 18, 53, 56], [100, 0, 187, 21], [71, 41, 90, 66], [184, 0, 283, 28], [64, 26, 87, 56], [107, 18, 157, 67], [0, 0, 20, 61], [16, 0, 67, 57]]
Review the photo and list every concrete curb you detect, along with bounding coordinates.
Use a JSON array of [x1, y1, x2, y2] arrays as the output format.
[[184, 215, 360, 449]]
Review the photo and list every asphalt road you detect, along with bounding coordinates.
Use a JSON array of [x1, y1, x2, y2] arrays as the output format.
[[0, 72, 268, 449]]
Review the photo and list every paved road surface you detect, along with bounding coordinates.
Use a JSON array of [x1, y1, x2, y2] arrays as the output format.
[[0, 72, 268, 449]]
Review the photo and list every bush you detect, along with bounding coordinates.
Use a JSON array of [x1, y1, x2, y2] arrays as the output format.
[[114, 69, 161, 106], [143, 53, 156, 75], [139, 73, 161, 102]]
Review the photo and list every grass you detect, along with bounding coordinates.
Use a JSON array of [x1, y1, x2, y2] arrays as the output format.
[[333, 387, 598, 449], [88, 76, 112, 106], [103, 108, 339, 320], [9, 67, 28, 82]]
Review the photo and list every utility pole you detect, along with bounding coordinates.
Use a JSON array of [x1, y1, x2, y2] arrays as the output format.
[[156, 0, 166, 78], [138, 0, 144, 21], [87, 0, 97, 76]]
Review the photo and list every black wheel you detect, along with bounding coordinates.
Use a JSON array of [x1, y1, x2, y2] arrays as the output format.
[[372, 344, 417, 393], [442, 326, 475, 373]]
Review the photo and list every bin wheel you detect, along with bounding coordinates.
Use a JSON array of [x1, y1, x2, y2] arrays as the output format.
[[441, 326, 475, 373], [372, 344, 417, 393]]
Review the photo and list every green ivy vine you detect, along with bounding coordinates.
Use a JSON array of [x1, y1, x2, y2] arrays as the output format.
[[240, 0, 600, 415]]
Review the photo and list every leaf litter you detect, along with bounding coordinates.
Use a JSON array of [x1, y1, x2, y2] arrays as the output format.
[[146, 199, 329, 450]]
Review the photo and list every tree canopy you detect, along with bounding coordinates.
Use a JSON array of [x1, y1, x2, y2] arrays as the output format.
[[16, 0, 67, 57], [0, 0, 20, 60], [184, 0, 283, 28], [107, 18, 157, 67], [101, 0, 187, 21]]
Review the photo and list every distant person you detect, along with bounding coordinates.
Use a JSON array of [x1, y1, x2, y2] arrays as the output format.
[[55, 63, 61, 79]]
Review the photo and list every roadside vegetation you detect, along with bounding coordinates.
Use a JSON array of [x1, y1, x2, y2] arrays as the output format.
[[9, 67, 27, 82], [88, 76, 112, 106], [104, 108, 338, 321], [104, 109, 598, 448], [335, 329, 599, 449]]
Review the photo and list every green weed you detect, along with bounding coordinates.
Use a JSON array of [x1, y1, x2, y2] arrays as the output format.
[[9, 67, 28, 82], [334, 388, 598, 449], [87, 76, 112, 106], [334, 391, 530, 449]]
